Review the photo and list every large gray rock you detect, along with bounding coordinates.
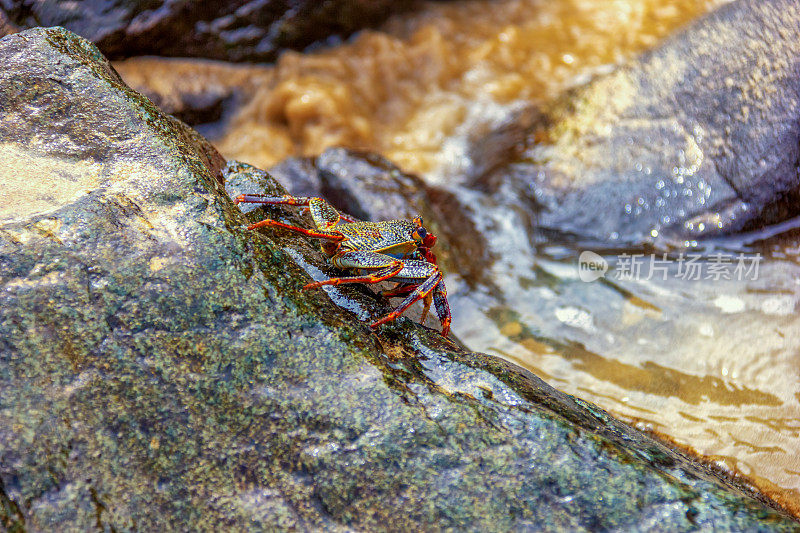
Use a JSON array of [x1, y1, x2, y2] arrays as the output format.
[[1, 27, 798, 531], [0, 0, 420, 62], [475, 0, 800, 247]]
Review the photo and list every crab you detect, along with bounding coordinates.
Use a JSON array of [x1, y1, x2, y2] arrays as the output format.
[[234, 193, 451, 337]]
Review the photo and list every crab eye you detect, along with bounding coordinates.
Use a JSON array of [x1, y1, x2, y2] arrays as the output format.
[[412, 227, 427, 242]]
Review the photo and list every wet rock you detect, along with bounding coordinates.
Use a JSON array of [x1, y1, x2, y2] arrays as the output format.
[[0, 26, 225, 222], [270, 148, 430, 222], [476, 0, 800, 247], [0, 8, 19, 36], [0, 477, 25, 532], [119, 62, 229, 128], [1, 0, 422, 62], [113, 57, 273, 138], [1, 27, 798, 531]]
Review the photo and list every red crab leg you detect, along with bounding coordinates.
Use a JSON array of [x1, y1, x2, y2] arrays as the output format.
[[381, 283, 420, 298], [420, 294, 434, 324], [381, 283, 433, 323], [246, 218, 345, 241], [433, 284, 451, 337], [370, 271, 443, 331], [304, 261, 404, 289], [235, 194, 313, 207], [234, 194, 359, 224]]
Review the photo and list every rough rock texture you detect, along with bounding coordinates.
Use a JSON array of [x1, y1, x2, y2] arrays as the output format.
[[1, 27, 799, 531], [475, 0, 800, 247], [0, 0, 422, 62]]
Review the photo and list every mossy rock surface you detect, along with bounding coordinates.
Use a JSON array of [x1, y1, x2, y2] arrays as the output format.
[[0, 27, 798, 532]]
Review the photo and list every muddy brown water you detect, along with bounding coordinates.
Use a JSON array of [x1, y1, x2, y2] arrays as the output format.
[[117, 0, 800, 517]]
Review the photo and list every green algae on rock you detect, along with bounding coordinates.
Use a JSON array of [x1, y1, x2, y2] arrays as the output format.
[[0, 27, 798, 531]]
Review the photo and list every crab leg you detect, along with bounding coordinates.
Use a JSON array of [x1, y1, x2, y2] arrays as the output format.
[[235, 194, 359, 226], [381, 283, 420, 298], [432, 282, 451, 337], [370, 271, 444, 331], [304, 260, 404, 289], [381, 283, 431, 324], [235, 194, 314, 206], [246, 218, 344, 240], [380, 283, 433, 324]]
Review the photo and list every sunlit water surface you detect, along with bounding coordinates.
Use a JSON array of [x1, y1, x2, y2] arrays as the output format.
[[451, 233, 800, 516], [146, 0, 800, 516]]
